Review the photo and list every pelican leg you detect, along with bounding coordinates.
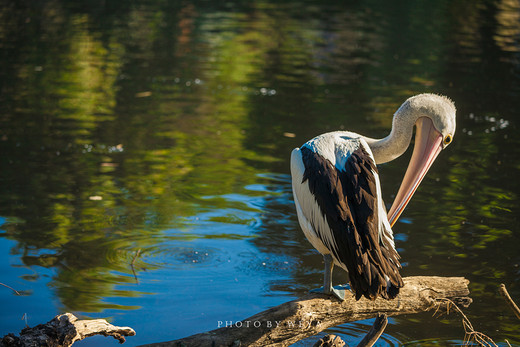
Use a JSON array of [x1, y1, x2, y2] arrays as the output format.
[[310, 254, 349, 301], [323, 253, 334, 293]]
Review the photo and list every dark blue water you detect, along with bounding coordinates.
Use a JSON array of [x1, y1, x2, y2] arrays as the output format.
[[1, 1, 520, 346]]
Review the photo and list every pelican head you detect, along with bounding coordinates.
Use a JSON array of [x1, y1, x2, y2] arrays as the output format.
[[387, 93, 456, 226]]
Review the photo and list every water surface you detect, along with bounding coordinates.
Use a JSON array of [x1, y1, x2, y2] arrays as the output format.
[[1, 1, 520, 346]]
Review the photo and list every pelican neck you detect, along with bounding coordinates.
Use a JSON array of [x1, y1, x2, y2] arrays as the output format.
[[364, 110, 422, 164]]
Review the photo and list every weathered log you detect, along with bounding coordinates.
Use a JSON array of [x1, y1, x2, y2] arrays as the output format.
[[139, 276, 470, 347], [1, 313, 135, 347]]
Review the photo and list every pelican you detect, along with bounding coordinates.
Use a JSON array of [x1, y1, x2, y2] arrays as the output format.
[[291, 93, 456, 301]]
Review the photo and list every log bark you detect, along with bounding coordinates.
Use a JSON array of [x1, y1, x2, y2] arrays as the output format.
[[139, 276, 470, 347], [1, 313, 136, 347]]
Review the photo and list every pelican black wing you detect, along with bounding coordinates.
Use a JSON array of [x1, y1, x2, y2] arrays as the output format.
[[301, 145, 403, 300]]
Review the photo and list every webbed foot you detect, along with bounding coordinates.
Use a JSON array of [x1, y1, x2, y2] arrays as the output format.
[[310, 284, 350, 301]]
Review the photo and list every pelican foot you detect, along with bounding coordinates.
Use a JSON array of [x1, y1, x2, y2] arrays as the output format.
[[310, 284, 350, 301]]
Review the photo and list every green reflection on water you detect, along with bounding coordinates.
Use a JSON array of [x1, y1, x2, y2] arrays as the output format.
[[0, 1, 287, 312]]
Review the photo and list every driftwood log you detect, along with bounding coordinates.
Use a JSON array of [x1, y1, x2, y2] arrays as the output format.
[[140, 276, 471, 347], [1, 313, 135, 347]]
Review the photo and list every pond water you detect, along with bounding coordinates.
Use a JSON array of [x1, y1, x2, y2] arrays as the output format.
[[1, 1, 520, 346]]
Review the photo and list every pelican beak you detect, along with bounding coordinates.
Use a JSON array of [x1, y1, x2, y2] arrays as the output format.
[[387, 117, 443, 227]]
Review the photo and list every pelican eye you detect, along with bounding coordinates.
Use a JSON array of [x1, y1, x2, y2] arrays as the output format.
[[443, 135, 452, 145]]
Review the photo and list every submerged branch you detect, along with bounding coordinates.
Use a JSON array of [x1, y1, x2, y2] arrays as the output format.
[[435, 299, 498, 347], [499, 283, 520, 321], [312, 335, 345, 347], [356, 313, 388, 347], [0, 283, 21, 296]]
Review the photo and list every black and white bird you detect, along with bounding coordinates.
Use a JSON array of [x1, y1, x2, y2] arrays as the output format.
[[290, 93, 456, 301]]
